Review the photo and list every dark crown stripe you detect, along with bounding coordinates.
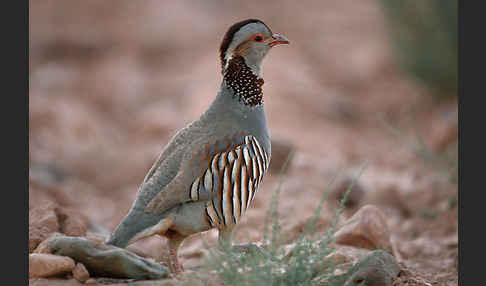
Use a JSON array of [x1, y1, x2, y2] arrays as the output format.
[[219, 19, 271, 71]]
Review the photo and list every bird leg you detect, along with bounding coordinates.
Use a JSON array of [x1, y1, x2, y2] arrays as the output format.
[[165, 231, 186, 274], [218, 227, 234, 248]]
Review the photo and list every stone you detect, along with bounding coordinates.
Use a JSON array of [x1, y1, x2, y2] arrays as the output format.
[[429, 108, 458, 152], [72, 263, 90, 283], [334, 205, 392, 253], [29, 278, 85, 286], [314, 246, 373, 276], [56, 207, 88, 237], [29, 204, 60, 252], [317, 252, 351, 273], [133, 280, 179, 286], [342, 250, 401, 286], [364, 186, 411, 218], [34, 232, 63, 254], [29, 203, 89, 252], [84, 278, 98, 285], [329, 175, 366, 209], [47, 235, 169, 280], [29, 253, 75, 278], [391, 267, 434, 286], [330, 246, 372, 264]]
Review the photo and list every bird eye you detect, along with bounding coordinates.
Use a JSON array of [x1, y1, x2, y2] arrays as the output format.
[[252, 33, 264, 42]]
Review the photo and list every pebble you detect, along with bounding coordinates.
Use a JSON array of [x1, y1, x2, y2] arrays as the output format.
[[29, 253, 75, 278], [334, 205, 392, 253]]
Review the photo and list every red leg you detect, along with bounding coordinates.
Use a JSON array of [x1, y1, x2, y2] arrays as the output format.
[[168, 245, 184, 273], [166, 231, 186, 274]]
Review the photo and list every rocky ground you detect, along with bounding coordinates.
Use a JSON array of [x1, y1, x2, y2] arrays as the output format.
[[29, 1, 458, 285]]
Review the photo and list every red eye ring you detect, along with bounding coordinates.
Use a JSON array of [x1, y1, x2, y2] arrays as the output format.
[[251, 33, 265, 42]]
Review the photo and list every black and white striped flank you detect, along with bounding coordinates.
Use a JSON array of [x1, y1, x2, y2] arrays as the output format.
[[188, 135, 269, 229]]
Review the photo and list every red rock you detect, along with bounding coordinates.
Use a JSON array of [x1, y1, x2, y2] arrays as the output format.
[[72, 263, 90, 283], [84, 278, 99, 285], [328, 175, 366, 209], [334, 205, 392, 252], [29, 204, 60, 252], [55, 207, 88, 237], [29, 253, 75, 278], [30, 203, 89, 253], [429, 110, 458, 152], [33, 232, 63, 254], [364, 186, 411, 217], [330, 246, 371, 264]]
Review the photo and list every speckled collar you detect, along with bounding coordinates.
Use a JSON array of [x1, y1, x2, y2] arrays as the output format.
[[223, 55, 264, 107]]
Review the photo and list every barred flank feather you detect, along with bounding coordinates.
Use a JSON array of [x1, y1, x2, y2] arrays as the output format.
[[190, 136, 269, 228]]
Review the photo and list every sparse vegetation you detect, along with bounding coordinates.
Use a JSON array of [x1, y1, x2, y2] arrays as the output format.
[[195, 156, 367, 286], [380, 0, 458, 99], [29, 1, 459, 284]]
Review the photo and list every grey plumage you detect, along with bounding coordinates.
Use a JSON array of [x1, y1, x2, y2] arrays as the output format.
[[107, 81, 270, 244], [106, 19, 288, 273]]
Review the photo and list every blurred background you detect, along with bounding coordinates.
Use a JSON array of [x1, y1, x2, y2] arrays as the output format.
[[29, 0, 457, 283]]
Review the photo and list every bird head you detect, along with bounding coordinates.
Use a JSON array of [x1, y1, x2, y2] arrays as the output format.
[[219, 19, 289, 75]]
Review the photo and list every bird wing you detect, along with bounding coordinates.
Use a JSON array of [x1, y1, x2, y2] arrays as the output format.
[[142, 131, 270, 217]]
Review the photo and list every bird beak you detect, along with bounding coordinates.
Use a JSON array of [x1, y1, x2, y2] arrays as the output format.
[[269, 33, 290, 47]]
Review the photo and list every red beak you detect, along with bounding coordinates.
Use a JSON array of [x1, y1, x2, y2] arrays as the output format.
[[269, 33, 290, 47]]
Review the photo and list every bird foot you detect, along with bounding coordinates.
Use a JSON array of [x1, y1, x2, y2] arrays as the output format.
[[167, 246, 184, 275], [168, 259, 184, 275]]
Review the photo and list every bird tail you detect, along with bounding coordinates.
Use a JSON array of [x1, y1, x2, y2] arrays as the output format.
[[105, 209, 163, 248]]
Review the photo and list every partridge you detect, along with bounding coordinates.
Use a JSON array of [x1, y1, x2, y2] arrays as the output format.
[[106, 19, 289, 273]]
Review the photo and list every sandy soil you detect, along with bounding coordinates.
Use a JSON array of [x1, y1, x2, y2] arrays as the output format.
[[29, 1, 458, 285]]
